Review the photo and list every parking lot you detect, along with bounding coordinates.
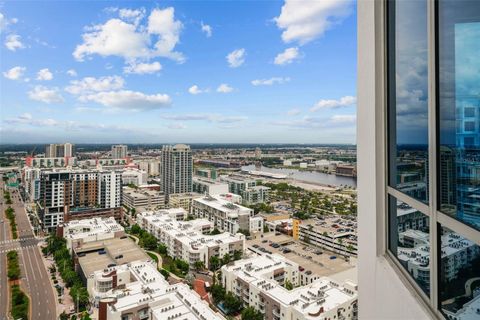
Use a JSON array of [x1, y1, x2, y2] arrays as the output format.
[[246, 233, 356, 277]]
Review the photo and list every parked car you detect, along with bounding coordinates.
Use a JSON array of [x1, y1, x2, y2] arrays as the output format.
[[330, 256, 337, 260]]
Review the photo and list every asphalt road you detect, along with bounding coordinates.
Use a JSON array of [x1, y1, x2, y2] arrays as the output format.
[[0, 183, 9, 320], [0, 177, 56, 320]]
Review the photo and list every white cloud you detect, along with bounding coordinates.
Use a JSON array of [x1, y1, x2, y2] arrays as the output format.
[[310, 95, 356, 112], [4, 113, 59, 127], [65, 76, 125, 95], [66, 69, 77, 77], [28, 85, 64, 104], [275, 0, 353, 45], [5, 34, 25, 51], [274, 47, 300, 65], [36, 68, 53, 81], [201, 22, 212, 37], [161, 114, 247, 123], [251, 77, 290, 86], [330, 114, 356, 124], [0, 13, 18, 34], [124, 61, 162, 74], [287, 108, 301, 116], [73, 7, 184, 63], [226, 48, 245, 68], [217, 83, 233, 93], [79, 90, 171, 111], [119, 8, 146, 26], [3, 66, 26, 80], [188, 85, 206, 95]]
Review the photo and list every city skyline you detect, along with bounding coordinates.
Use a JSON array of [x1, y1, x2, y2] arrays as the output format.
[[1, 0, 357, 144]]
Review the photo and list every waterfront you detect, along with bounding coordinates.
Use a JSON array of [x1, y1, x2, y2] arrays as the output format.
[[242, 165, 357, 188]]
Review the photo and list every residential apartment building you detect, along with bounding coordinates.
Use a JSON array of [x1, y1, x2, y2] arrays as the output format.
[[25, 156, 77, 168], [195, 167, 217, 180], [37, 168, 122, 231], [161, 144, 193, 198], [242, 185, 270, 205], [59, 217, 125, 253], [168, 192, 203, 213], [45, 143, 74, 158], [122, 186, 165, 211], [358, 1, 480, 319], [121, 168, 147, 186], [192, 177, 229, 195], [92, 261, 225, 320], [137, 209, 245, 268], [222, 254, 358, 320], [220, 175, 257, 195], [135, 159, 161, 177], [111, 144, 128, 159], [192, 195, 260, 234]]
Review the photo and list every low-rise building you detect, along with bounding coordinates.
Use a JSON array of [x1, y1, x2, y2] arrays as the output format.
[[94, 261, 225, 320], [293, 216, 358, 256], [122, 168, 147, 186], [192, 177, 229, 195], [60, 217, 125, 252], [122, 186, 165, 211], [192, 195, 260, 234], [25, 156, 77, 168], [335, 165, 357, 177], [137, 209, 245, 268], [221, 254, 358, 320], [168, 192, 203, 213]]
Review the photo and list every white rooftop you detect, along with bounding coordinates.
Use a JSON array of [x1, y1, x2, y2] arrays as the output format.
[[63, 217, 123, 240]]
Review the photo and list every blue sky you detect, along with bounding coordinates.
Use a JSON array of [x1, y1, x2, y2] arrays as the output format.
[[0, 0, 357, 144]]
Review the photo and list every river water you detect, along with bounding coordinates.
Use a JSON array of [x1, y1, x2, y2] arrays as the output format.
[[242, 165, 357, 188]]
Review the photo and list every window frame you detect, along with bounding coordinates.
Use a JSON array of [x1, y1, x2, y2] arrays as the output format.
[[382, 0, 480, 319]]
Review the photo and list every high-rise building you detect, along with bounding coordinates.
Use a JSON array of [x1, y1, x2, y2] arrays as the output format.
[[161, 144, 192, 198], [358, 1, 480, 319], [45, 143, 75, 158], [37, 168, 122, 231], [111, 144, 128, 159]]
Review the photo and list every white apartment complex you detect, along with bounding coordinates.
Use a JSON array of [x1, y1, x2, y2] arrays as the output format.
[[192, 177, 229, 196], [222, 254, 358, 320], [91, 261, 225, 320], [61, 217, 125, 252], [242, 185, 270, 205], [136, 209, 245, 268], [121, 168, 147, 186], [168, 192, 203, 213], [192, 195, 262, 234]]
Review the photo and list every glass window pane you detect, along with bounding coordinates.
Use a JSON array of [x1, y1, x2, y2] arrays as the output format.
[[438, 0, 480, 231], [438, 226, 480, 319], [388, 196, 430, 295], [387, 0, 429, 203]]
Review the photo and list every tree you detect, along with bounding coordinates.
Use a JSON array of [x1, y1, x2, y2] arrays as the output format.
[[157, 244, 168, 255], [285, 280, 293, 290], [59, 311, 69, 320], [140, 233, 158, 250], [222, 253, 231, 265], [241, 307, 264, 320], [210, 284, 225, 303], [210, 228, 221, 235], [233, 250, 242, 261], [224, 292, 242, 314], [209, 256, 221, 271], [194, 261, 205, 271], [130, 224, 141, 235], [175, 259, 190, 274]]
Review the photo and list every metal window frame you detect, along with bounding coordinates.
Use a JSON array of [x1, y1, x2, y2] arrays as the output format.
[[381, 0, 480, 319]]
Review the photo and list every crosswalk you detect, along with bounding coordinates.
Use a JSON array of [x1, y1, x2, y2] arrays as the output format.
[[0, 244, 39, 254], [0, 236, 37, 245]]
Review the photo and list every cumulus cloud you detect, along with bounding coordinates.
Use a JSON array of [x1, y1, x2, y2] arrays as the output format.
[[275, 0, 353, 45], [28, 85, 64, 104], [201, 22, 212, 37], [36, 68, 53, 81], [66, 69, 77, 77], [118, 8, 146, 26], [73, 7, 184, 64], [274, 47, 300, 65], [3, 66, 26, 80], [79, 90, 171, 111], [124, 61, 162, 74], [251, 77, 290, 86], [65, 76, 125, 95], [310, 95, 356, 112], [226, 48, 245, 68], [5, 34, 25, 51], [188, 85, 207, 95], [217, 83, 233, 93]]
